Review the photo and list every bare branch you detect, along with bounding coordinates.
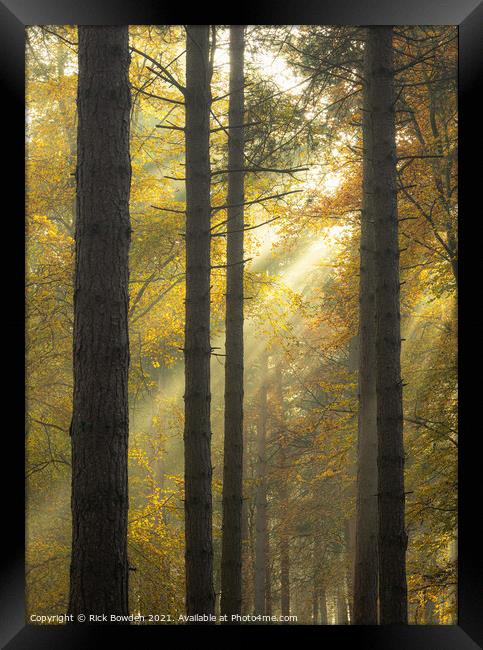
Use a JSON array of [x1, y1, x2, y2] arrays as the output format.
[[211, 166, 309, 177], [211, 189, 302, 217], [131, 85, 184, 105], [211, 215, 282, 237], [130, 45, 186, 94]]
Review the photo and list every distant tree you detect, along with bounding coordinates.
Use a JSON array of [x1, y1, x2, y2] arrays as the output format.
[[254, 348, 269, 615], [274, 361, 291, 618]]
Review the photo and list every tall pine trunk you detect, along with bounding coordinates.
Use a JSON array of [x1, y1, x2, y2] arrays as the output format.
[[367, 26, 408, 624], [221, 25, 245, 620], [254, 349, 268, 615], [353, 30, 379, 625], [184, 25, 215, 618], [68, 26, 131, 617]]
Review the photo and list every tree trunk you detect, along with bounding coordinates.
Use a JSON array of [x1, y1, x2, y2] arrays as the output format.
[[241, 423, 254, 616], [241, 427, 251, 616], [312, 540, 319, 625], [343, 518, 355, 624], [337, 585, 348, 625], [68, 26, 131, 618], [367, 26, 408, 625], [319, 586, 328, 625], [265, 534, 272, 616], [254, 349, 268, 615], [221, 25, 245, 621], [279, 499, 290, 618], [353, 29, 379, 625], [424, 597, 435, 624], [184, 25, 215, 619], [275, 362, 290, 618]]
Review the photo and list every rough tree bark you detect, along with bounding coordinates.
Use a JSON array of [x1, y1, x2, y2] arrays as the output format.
[[68, 26, 131, 618], [184, 25, 215, 619], [254, 349, 268, 615], [353, 29, 379, 625], [221, 25, 246, 620], [368, 26, 408, 625]]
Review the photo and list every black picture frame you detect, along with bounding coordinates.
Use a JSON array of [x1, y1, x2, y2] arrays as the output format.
[[1, 1, 481, 647]]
